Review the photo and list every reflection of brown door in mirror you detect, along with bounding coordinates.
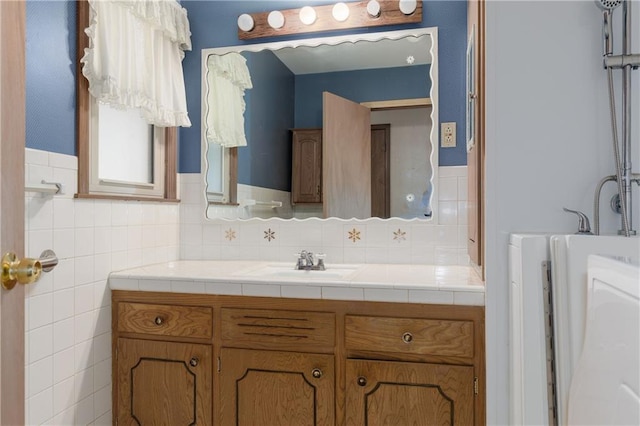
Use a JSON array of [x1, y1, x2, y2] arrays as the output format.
[[371, 124, 391, 218], [323, 92, 371, 219]]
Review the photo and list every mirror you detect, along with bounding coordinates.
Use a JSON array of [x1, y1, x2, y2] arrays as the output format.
[[201, 28, 439, 220]]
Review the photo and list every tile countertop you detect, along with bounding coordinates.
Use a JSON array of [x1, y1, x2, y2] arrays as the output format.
[[109, 261, 485, 306]]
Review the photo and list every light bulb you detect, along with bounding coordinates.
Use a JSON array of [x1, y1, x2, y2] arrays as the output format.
[[366, 0, 381, 17], [399, 0, 417, 15], [267, 10, 285, 29], [299, 6, 317, 25], [332, 2, 350, 22], [237, 14, 255, 32]]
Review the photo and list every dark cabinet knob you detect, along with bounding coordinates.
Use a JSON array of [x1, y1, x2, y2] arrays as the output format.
[[357, 376, 367, 387], [154, 316, 164, 325], [402, 332, 413, 343], [312, 368, 323, 379], [189, 357, 199, 367]]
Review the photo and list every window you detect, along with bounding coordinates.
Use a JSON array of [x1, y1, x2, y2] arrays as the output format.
[[87, 100, 166, 198], [76, 0, 177, 202]]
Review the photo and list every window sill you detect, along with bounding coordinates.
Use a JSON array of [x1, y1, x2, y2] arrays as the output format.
[[74, 193, 180, 203]]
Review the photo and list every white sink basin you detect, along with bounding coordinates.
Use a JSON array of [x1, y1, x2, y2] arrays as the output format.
[[239, 263, 361, 280]]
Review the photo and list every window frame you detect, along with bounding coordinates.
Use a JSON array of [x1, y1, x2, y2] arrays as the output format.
[[76, 0, 178, 202]]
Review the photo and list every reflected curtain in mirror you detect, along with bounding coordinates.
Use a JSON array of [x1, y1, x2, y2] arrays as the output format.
[[205, 53, 253, 147]]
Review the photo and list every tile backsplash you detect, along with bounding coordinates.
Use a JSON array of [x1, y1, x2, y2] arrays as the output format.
[[24, 149, 179, 425], [180, 166, 469, 265]]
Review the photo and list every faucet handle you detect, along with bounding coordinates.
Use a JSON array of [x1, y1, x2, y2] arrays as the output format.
[[563, 207, 594, 235]]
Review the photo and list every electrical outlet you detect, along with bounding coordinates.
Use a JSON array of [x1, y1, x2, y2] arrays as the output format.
[[441, 122, 456, 148]]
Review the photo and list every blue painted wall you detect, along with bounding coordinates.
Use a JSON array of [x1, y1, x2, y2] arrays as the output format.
[[24, 1, 467, 170], [26, 0, 77, 155], [240, 50, 295, 191], [294, 65, 430, 128]]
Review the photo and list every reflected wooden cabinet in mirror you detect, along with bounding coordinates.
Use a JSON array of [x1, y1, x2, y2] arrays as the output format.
[[112, 291, 485, 425], [292, 129, 323, 205]]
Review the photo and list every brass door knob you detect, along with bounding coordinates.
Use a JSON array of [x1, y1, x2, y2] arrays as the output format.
[[1, 250, 58, 290]]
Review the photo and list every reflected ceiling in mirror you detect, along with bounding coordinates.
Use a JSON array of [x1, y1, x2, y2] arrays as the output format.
[[201, 28, 439, 221]]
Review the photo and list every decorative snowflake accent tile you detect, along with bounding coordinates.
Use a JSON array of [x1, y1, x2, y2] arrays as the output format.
[[225, 228, 236, 241], [264, 228, 276, 242], [393, 228, 407, 242], [348, 228, 361, 243]]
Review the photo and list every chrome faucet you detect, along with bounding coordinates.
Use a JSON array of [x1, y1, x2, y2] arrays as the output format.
[[563, 207, 594, 235], [295, 250, 326, 270]]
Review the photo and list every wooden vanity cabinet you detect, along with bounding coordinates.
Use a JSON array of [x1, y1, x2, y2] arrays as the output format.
[[219, 307, 336, 425], [291, 128, 322, 204], [220, 348, 335, 425], [344, 313, 479, 425], [113, 300, 214, 425], [345, 359, 474, 425], [112, 292, 485, 426], [116, 338, 213, 425]]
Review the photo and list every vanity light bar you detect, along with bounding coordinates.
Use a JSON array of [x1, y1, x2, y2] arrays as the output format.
[[237, 0, 422, 40]]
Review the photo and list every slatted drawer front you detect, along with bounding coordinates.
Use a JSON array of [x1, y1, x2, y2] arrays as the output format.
[[345, 315, 474, 358], [221, 308, 335, 348], [118, 302, 213, 339]]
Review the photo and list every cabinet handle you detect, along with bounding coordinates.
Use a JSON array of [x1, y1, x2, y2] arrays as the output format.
[[154, 316, 164, 325], [357, 376, 367, 387], [189, 357, 199, 367], [311, 368, 323, 379], [402, 332, 413, 343]]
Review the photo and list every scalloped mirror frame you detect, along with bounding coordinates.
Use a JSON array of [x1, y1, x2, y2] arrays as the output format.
[[200, 27, 439, 224]]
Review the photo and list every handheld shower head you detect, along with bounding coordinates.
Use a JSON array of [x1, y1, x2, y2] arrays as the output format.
[[595, 0, 623, 56], [595, 0, 623, 11]]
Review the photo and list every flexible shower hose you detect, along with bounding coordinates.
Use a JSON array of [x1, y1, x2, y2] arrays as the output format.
[[605, 67, 631, 236]]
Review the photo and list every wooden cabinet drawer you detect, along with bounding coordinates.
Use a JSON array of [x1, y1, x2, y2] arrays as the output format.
[[221, 308, 335, 350], [117, 302, 213, 340], [345, 315, 474, 358]]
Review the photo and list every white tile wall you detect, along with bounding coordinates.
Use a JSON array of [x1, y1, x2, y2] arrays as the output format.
[[180, 166, 469, 265], [24, 149, 180, 425]]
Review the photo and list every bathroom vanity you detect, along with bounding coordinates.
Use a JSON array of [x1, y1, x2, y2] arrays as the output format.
[[110, 261, 485, 425]]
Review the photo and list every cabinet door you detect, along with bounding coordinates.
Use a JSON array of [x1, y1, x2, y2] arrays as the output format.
[[345, 359, 474, 426], [220, 348, 334, 426], [292, 129, 322, 204], [116, 338, 212, 425]]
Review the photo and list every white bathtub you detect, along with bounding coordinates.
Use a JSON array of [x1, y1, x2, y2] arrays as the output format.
[[550, 235, 640, 424], [508, 233, 639, 425], [567, 254, 639, 425]]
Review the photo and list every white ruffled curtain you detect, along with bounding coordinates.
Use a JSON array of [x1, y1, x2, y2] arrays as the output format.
[[206, 53, 253, 147], [81, 0, 192, 127]]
